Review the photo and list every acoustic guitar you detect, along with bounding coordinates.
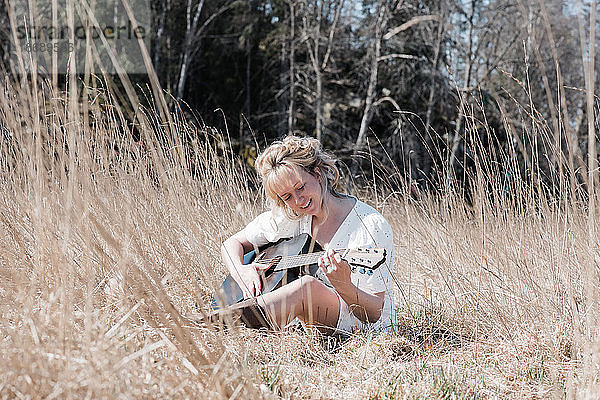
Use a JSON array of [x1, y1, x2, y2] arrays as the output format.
[[211, 233, 386, 311]]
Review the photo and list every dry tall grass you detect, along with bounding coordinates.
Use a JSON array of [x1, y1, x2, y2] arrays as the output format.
[[1, 3, 599, 399], [0, 74, 597, 399]]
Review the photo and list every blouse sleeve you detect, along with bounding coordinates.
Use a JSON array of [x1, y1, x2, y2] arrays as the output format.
[[241, 208, 305, 248], [350, 212, 395, 295]]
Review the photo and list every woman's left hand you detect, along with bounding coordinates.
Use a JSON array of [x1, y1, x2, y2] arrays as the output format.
[[318, 248, 385, 324], [318, 249, 352, 289]]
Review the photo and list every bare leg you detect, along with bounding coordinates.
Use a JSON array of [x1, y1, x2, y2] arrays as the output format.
[[255, 275, 340, 333]]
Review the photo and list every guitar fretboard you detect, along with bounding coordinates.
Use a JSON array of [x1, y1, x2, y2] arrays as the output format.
[[256, 250, 348, 271]]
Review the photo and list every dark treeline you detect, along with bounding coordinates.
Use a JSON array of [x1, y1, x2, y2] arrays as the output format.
[[1, 0, 598, 197]]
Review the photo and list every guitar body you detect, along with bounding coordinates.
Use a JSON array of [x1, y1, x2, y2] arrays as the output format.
[[211, 233, 322, 310]]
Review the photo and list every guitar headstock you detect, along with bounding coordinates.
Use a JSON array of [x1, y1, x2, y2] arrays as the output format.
[[341, 248, 386, 274]]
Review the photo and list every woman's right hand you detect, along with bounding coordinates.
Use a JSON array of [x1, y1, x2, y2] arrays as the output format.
[[232, 262, 271, 298], [222, 234, 272, 299]]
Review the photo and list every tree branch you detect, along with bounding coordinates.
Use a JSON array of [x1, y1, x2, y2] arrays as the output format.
[[383, 14, 442, 40]]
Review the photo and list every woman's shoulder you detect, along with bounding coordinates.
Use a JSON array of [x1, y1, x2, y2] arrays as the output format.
[[350, 198, 393, 231], [353, 198, 386, 218], [249, 207, 305, 231], [243, 207, 309, 247]]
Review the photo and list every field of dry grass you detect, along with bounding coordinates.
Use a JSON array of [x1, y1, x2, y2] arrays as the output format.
[[0, 71, 598, 400], [1, 2, 599, 392]]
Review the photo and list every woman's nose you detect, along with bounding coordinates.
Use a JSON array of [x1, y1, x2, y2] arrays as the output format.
[[292, 192, 303, 205]]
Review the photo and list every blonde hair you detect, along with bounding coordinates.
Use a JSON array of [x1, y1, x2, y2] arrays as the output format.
[[255, 135, 343, 219]]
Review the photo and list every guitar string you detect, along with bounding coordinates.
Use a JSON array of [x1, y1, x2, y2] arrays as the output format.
[[256, 252, 326, 272], [255, 248, 382, 271], [267, 252, 329, 271], [255, 250, 335, 265], [254, 250, 330, 263]]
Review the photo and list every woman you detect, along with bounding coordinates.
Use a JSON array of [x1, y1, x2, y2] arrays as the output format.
[[221, 135, 395, 334]]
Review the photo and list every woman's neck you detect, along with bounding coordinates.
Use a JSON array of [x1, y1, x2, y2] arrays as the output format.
[[310, 194, 356, 245], [312, 193, 354, 227]]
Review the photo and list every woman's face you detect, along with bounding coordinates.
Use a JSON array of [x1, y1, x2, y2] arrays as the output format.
[[272, 165, 323, 216]]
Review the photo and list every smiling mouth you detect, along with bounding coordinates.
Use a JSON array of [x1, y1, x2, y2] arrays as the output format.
[[300, 199, 312, 209]]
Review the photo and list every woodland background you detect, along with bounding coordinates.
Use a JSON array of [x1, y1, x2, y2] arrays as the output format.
[[3, 0, 598, 195]]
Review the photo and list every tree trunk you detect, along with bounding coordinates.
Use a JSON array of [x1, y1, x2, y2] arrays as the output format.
[[578, 0, 596, 217], [176, 49, 191, 99], [177, 0, 205, 99], [245, 0, 252, 118], [350, 0, 388, 177], [538, 0, 586, 191], [521, 0, 564, 195], [449, 0, 475, 173], [303, 0, 344, 141], [278, 30, 287, 137], [354, 0, 387, 151], [423, 0, 446, 180], [585, 0, 596, 205], [287, 0, 296, 134], [154, 0, 168, 69], [313, 2, 322, 141], [315, 67, 322, 141]]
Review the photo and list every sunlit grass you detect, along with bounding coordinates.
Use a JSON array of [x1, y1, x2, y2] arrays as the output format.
[[0, 71, 594, 398], [0, 1, 598, 397]]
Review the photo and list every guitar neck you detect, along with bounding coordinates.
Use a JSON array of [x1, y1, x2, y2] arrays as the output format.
[[260, 250, 346, 272], [256, 246, 386, 273]]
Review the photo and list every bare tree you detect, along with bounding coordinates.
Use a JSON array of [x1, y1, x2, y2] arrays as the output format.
[[287, 0, 296, 134], [299, 0, 345, 141], [494, 0, 591, 193], [176, 0, 235, 99], [448, 0, 476, 171], [153, 0, 169, 68], [351, 0, 442, 176], [445, 0, 533, 182], [578, 0, 596, 216], [424, 1, 446, 135], [538, 0, 587, 190], [422, 0, 448, 179], [353, 0, 389, 156]]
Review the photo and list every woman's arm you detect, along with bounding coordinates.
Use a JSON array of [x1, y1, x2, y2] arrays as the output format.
[[334, 283, 384, 323], [319, 249, 385, 323], [221, 232, 266, 298]]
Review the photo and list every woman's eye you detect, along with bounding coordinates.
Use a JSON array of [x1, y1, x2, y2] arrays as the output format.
[[298, 184, 305, 190]]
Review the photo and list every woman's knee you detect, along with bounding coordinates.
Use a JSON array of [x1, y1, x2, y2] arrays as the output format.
[[296, 275, 339, 326], [297, 275, 339, 306], [281, 275, 336, 307], [297, 275, 325, 293]]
